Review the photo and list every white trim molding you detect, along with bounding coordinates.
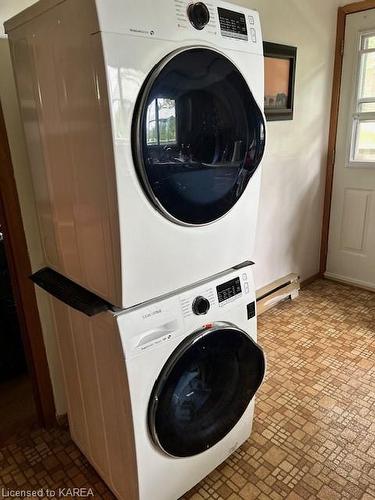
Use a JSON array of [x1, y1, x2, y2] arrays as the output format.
[[324, 271, 375, 292]]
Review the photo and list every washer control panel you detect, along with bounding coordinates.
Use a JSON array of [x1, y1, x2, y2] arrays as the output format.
[[216, 276, 241, 303], [217, 271, 250, 307], [179, 269, 252, 318], [120, 264, 255, 359]]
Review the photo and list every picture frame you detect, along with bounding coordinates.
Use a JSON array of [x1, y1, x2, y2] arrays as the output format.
[[263, 42, 297, 121]]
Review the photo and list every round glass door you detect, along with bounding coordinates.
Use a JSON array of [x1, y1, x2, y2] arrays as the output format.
[[133, 48, 265, 225], [148, 324, 265, 457]]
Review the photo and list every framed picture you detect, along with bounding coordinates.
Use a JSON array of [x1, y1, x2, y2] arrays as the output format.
[[263, 42, 297, 121]]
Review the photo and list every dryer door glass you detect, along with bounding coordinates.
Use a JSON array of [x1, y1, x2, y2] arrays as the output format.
[[148, 325, 265, 457], [133, 48, 265, 225]]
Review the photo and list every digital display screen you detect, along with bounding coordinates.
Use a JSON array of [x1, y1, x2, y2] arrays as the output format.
[[217, 277, 242, 303], [217, 7, 248, 40]]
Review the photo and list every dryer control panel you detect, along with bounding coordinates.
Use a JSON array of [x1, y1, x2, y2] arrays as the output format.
[[94, 0, 263, 55], [217, 7, 248, 41], [95, 0, 263, 54], [172, 0, 261, 49]]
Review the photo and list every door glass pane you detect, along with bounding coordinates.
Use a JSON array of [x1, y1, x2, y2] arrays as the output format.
[[361, 34, 375, 50], [148, 327, 265, 457], [134, 48, 265, 225], [359, 52, 375, 99], [353, 120, 375, 162], [358, 101, 375, 112]]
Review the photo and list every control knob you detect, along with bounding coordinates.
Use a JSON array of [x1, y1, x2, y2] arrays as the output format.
[[187, 2, 210, 30], [192, 296, 210, 315]]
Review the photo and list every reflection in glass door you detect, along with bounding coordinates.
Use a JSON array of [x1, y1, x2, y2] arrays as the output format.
[[146, 98, 177, 146]]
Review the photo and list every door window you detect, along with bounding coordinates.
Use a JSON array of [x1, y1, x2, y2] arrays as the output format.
[[133, 48, 265, 225], [349, 32, 375, 166], [148, 325, 265, 457]]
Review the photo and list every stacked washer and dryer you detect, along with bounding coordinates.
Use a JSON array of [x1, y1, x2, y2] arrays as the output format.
[[6, 0, 266, 498]]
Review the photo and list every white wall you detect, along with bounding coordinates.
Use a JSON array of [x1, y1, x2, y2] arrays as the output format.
[[0, 0, 355, 412], [234, 0, 345, 289], [0, 0, 66, 414]]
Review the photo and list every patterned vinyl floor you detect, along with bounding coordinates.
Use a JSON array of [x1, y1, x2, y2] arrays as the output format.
[[0, 279, 374, 500]]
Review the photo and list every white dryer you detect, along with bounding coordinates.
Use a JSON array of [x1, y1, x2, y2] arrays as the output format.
[[7, 0, 266, 308], [117, 261, 265, 500]]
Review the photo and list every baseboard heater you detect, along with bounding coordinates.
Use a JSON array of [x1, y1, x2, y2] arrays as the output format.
[[256, 273, 300, 315]]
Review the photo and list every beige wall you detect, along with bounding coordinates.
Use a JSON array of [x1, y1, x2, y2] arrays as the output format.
[[0, 0, 358, 412], [0, 0, 66, 414]]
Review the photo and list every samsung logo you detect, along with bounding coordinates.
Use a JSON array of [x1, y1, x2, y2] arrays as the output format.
[[142, 308, 162, 320], [129, 28, 154, 36]]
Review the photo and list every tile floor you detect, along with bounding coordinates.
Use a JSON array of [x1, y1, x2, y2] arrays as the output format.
[[0, 279, 374, 500], [0, 375, 36, 447]]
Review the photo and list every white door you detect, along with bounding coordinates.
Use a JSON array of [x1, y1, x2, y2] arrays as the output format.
[[326, 9, 375, 291]]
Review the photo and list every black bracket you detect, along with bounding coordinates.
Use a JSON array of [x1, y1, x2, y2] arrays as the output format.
[[31, 267, 112, 317]]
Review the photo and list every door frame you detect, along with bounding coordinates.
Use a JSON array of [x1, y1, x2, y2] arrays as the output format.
[[0, 101, 55, 427], [320, 0, 375, 274]]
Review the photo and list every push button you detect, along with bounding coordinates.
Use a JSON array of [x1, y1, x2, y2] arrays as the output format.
[[250, 28, 257, 43]]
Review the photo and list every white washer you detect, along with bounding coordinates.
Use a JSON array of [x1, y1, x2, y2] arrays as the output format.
[[117, 262, 265, 500], [7, 0, 265, 308]]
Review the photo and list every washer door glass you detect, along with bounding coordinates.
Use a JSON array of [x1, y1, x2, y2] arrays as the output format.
[[148, 325, 265, 457], [133, 48, 265, 225]]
